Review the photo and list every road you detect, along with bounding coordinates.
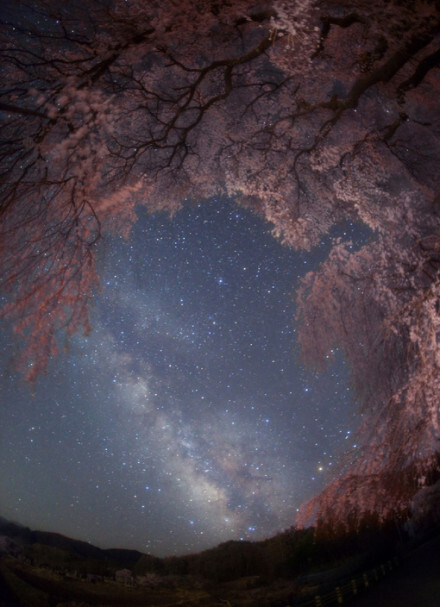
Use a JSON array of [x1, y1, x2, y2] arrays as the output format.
[[349, 534, 440, 606]]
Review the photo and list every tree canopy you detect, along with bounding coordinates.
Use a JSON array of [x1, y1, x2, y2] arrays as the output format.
[[1, 0, 440, 527]]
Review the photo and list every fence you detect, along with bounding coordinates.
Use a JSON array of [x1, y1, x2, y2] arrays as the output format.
[[288, 555, 400, 606]]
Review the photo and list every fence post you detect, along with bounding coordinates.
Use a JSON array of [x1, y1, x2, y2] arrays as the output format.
[[363, 572, 369, 588], [314, 595, 322, 607], [336, 586, 343, 604]]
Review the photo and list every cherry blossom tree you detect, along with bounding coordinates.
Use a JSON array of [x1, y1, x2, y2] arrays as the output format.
[[1, 0, 440, 525]]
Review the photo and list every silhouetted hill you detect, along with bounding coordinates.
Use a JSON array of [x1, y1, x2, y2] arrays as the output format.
[[104, 548, 145, 565], [0, 517, 143, 568], [2, 513, 438, 585]]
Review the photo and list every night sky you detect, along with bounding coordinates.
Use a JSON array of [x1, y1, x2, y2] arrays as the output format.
[[0, 198, 362, 556]]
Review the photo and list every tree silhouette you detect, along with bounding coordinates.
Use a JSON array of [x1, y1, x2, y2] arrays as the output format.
[[1, 0, 440, 524]]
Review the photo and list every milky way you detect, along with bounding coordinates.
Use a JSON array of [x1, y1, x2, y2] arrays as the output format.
[[0, 199, 362, 556]]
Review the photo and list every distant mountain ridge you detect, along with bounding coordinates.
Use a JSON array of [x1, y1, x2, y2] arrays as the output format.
[[1, 513, 424, 585], [0, 516, 144, 565]]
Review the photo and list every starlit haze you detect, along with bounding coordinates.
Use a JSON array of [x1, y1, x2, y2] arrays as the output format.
[[0, 199, 363, 556]]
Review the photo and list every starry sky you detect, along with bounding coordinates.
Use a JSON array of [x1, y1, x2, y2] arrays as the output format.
[[0, 198, 363, 557]]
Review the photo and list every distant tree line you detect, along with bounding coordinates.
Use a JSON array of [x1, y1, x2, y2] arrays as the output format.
[[135, 518, 411, 583], [3, 511, 439, 585]]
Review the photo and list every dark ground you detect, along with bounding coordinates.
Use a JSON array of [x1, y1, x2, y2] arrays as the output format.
[[0, 570, 22, 607]]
